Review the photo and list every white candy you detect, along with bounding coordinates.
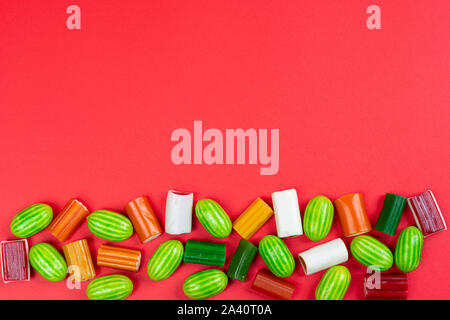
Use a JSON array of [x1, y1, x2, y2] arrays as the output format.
[[165, 190, 193, 235], [271, 188, 303, 238], [298, 238, 349, 275]]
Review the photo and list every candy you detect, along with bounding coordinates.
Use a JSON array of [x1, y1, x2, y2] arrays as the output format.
[[195, 199, 232, 239], [62, 239, 95, 282], [303, 195, 334, 241], [147, 240, 184, 280], [374, 193, 407, 236], [86, 210, 133, 242], [407, 190, 446, 237], [165, 190, 194, 235], [47, 198, 89, 242], [125, 196, 163, 243], [350, 235, 393, 271], [271, 189, 303, 238], [298, 238, 348, 275], [86, 274, 133, 300], [227, 239, 258, 281], [183, 239, 226, 267], [232, 198, 273, 240], [1, 239, 30, 283], [10, 203, 53, 238], [97, 244, 142, 272], [394, 226, 423, 273], [29, 243, 67, 282], [182, 269, 228, 299], [315, 266, 351, 300], [251, 269, 296, 300], [334, 193, 372, 237], [258, 235, 295, 278], [364, 271, 408, 300]]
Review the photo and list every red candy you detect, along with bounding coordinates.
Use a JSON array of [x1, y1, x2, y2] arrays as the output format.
[[407, 190, 446, 237], [364, 272, 407, 300], [1, 239, 30, 283]]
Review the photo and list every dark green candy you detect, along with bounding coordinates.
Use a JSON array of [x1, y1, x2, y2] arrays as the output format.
[[183, 239, 226, 267], [374, 193, 407, 236], [227, 239, 258, 281]]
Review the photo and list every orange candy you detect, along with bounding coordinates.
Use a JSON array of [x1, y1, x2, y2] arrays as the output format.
[[97, 244, 141, 272], [48, 198, 89, 242], [334, 193, 372, 237], [125, 196, 163, 243], [62, 239, 96, 282], [233, 198, 274, 240]]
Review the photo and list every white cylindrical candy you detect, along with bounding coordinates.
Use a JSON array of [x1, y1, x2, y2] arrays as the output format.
[[165, 190, 193, 235], [271, 188, 303, 238], [297, 238, 348, 275]]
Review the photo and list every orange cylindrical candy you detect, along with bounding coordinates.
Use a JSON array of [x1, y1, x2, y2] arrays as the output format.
[[97, 244, 141, 272], [62, 239, 96, 282], [48, 198, 89, 242], [233, 198, 274, 240], [334, 193, 372, 237], [125, 196, 163, 243], [251, 269, 296, 300]]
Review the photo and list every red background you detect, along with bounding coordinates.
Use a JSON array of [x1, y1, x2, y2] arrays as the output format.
[[0, 1, 449, 300]]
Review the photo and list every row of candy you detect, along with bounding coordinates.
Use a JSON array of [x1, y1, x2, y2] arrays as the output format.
[[1, 188, 446, 300]]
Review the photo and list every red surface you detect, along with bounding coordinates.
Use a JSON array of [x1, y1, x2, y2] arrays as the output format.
[[0, 1, 449, 299]]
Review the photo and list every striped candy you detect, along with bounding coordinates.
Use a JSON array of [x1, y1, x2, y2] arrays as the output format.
[[350, 235, 393, 271], [195, 199, 232, 239], [394, 226, 423, 273], [147, 240, 184, 280], [10, 203, 53, 238], [259, 235, 295, 278], [87, 210, 133, 241], [86, 275, 133, 300], [183, 269, 228, 299], [29, 243, 67, 282], [303, 195, 334, 241], [315, 266, 351, 300]]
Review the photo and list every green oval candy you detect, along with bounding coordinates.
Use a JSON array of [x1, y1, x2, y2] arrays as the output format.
[[29, 243, 67, 282], [303, 195, 334, 241], [86, 275, 133, 300], [183, 269, 228, 299], [195, 199, 232, 239], [394, 226, 423, 273], [259, 235, 295, 278], [315, 266, 351, 300], [87, 210, 133, 241], [10, 203, 53, 238], [147, 240, 184, 280], [350, 235, 393, 271]]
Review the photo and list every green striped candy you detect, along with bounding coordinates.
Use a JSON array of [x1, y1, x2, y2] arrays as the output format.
[[87, 210, 133, 241], [147, 240, 184, 280], [315, 266, 351, 300], [394, 226, 423, 273], [86, 275, 133, 300], [350, 235, 393, 271], [10, 203, 53, 238], [29, 243, 67, 282], [303, 195, 334, 241], [195, 199, 232, 239], [183, 269, 228, 299], [258, 235, 295, 278]]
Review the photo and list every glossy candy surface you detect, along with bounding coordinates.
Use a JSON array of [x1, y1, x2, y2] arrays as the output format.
[[258, 235, 295, 278], [315, 266, 351, 300], [147, 240, 184, 280], [87, 210, 133, 242], [86, 274, 133, 300], [394, 226, 423, 273], [303, 195, 334, 241], [29, 243, 67, 282], [182, 269, 228, 299], [350, 235, 393, 271], [10, 204, 53, 238], [195, 199, 232, 238]]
